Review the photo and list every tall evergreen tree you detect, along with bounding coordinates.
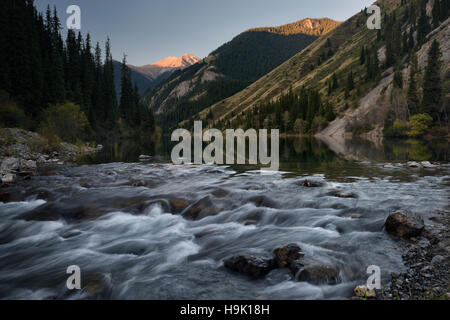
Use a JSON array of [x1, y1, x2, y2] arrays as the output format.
[[422, 40, 443, 121], [407, 53, 420, 115]]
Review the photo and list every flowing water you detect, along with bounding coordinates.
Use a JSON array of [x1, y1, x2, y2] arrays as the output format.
[[0, 138, 449, 299]]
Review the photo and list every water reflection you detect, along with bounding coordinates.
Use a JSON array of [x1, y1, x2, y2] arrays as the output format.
[[81, 136, 449, 167]]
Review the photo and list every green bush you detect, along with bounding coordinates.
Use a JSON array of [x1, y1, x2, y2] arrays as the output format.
[[40, 102, 90, 143], [0, 91, 29, 128], [407, 113, 433, 138]]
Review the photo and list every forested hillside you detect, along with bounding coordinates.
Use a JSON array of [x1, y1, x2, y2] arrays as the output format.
[[0, 0, 155, 143], [196, 0, 449, 140], [143, 18, 340, 132]]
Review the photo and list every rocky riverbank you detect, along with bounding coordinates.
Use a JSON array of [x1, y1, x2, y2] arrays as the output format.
[[380, 209, 450, 300], [352, 210, 450, 300], [0, 127, 102, 184]]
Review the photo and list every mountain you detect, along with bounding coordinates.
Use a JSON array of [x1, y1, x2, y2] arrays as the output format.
[[113, 54, 200, 100], [193, 0, 449, 141], [129, 54, 200, 83], [143, 18, 341, 130]]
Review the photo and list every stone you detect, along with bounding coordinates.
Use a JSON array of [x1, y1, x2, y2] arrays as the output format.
[[139, 155, 152, 161], [1, 157, 19, 173], [431, 255, 445, 265], [354, 285, 376, 298], [421, 161, 438, 168], [407, 161, 422, 168], [296, 264, 341, 285], [1, 173, 16, 184], [300, 180, 324, 187], [132, 180, 146, 187], [273, 244, 304, 268], [20, 159, 37, 171], [183, 197, 221, 220], [385, 212, 425, 238], [170, 199, 190, 213], [383, 164, 395, 169], [248, 195, 278, 208], [224, 255, 277, 279], [328, 190, 358, 199]]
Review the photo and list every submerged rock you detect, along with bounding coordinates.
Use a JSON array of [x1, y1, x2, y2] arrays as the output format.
[[296, 264, 341, 285], [224, 255, 277, 279], [248, 195, 278, 208], [385, 212, 425, 238], [328, 190, 358, 199], [183, 197, 221, 220], [300, 180, 324, 188], [169, 198, 190, 213], [273, 244, 304, 268]]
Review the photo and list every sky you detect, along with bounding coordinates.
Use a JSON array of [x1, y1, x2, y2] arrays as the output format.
[[35, 0, 375, 66]]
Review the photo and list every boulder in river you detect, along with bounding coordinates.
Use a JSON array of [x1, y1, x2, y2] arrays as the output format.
[[224, 255, 277, 279], [296, 264, 341, 285], [385, 212, 424, 238], [273, 244, 304, 268]]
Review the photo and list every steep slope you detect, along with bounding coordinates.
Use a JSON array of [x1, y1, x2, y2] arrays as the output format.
[[196, 0, 449, 141], [143, 18, 341, 130]]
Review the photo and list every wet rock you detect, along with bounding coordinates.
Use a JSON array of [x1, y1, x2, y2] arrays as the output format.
[[407, 161, 422, 168], [1, 157, 19, 173], [139, 155, 152, 161], [295, 263, 341, 285], [273, 244, 304, 268], [1, 173, 16, 184], [300, 180, 324, 188], [248, 195, 278, 208], [421, 161, 438, 168], [131, 180, 146, 187], [224, 255, 277, 279], [383, 164, 395, 169], [169, 198, 190, 213], [327, 190, 358, 199], [183, 197, 221, 220], [354, 285, 376, 298], [385, 212, 424, 238], [84, 273, 110, 296], [211, 188, 229, 198]]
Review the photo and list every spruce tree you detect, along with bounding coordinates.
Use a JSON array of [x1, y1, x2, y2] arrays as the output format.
[[407, 53, 420, 115], [422, 40, 443, 121]]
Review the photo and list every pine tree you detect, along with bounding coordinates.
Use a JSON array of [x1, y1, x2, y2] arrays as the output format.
[[422, 40, 443, 121], [432, 0, 441, 28]]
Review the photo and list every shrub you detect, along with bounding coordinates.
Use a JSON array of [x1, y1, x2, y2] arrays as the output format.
[[407, 113, 433, 138], [0, 91, 29, 128], [40, 102, 90, 143]]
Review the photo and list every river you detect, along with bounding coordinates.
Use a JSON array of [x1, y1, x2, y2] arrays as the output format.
[[0, 137, 448, 299]]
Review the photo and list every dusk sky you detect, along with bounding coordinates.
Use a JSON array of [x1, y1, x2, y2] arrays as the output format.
[[35, 0, 375, 66]]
